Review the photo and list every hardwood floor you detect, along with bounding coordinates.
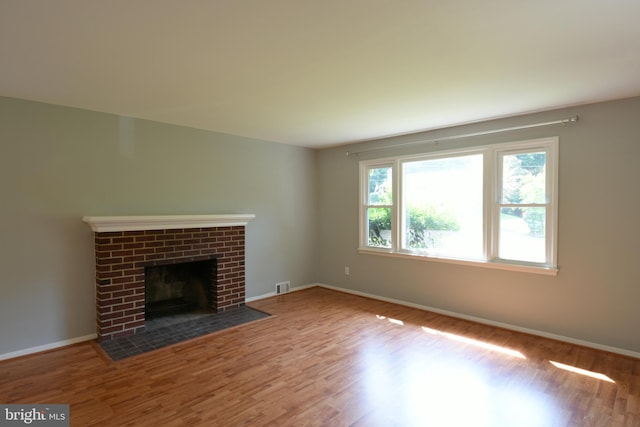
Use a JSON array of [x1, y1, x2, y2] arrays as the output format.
[[1, 287, 639, 426]]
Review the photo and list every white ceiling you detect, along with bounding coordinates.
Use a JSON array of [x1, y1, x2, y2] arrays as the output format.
[[1, 1, 639, 148]]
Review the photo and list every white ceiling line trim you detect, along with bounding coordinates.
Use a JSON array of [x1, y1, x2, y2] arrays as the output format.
[[83, 214, 256, 233]]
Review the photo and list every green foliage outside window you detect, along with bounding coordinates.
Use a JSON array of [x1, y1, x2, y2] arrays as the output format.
[[368, 208, 392, 247], [368, 206, 459, 248], [407, 206, 459, 248], [503, 153, 546, 237]]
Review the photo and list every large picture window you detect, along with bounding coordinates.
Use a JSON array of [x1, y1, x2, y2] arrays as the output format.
[[359, 137, 558, 274]]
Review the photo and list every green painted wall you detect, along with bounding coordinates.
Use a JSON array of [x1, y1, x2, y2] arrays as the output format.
[[0, 96, 318, 355]]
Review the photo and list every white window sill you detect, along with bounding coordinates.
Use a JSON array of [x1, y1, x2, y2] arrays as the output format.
[[357, 248, 559, 276]]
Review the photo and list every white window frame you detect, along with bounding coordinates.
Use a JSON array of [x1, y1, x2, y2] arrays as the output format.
[[362, 162, 395, 250], [359, 137, 559, 275]]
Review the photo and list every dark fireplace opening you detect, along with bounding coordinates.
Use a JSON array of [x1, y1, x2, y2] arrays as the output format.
[[145, 259, 217, 320]]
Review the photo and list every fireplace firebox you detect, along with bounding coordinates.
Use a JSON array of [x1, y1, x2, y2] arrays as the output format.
[[145, 258, 217, 319]]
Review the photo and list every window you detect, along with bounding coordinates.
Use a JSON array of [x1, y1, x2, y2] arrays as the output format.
[[359, 137, 558, 274], [364, 165, 393, 248], [403, 153, 484, 259]]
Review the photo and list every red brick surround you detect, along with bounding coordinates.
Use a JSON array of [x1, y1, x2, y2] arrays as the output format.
[[93, 226, 246, 341]]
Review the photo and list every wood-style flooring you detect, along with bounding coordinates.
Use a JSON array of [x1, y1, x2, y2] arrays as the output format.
[[1, 287, 639, 426]]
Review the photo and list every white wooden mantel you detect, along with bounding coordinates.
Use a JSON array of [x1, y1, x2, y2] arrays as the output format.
[[82, 214, 256, 233]]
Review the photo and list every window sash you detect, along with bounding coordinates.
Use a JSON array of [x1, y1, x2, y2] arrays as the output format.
[[492, 144, 556, 266], [362, 164, 396, 251]]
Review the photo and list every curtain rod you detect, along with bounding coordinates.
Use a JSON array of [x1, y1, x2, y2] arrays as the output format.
[[345, 115, 579, 157]]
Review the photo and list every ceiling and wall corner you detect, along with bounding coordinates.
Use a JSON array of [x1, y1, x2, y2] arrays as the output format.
[[1, 0, 639, 148]]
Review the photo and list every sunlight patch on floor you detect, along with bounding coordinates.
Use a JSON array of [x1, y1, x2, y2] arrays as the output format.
[[376, 314, 404, 325], [374, 314, 526, 359], [549, 361, 615, 383], [422, 326, 526, 359]]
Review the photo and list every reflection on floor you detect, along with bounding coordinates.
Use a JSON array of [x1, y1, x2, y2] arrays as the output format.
[[100, 306, 269, 361]]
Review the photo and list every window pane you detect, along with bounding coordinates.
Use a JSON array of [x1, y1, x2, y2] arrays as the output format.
[[499, 207, 546, 262], [502, 152, 546, 204], [368, 207, 392, 248], [368, 167, 392, 205], [403, 155, 483, 258]]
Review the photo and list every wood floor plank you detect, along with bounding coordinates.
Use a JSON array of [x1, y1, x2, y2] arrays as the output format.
[[1, 287, 639, 426]]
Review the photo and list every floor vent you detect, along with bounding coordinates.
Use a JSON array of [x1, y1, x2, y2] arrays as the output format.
[[275, 281, 291, 294]]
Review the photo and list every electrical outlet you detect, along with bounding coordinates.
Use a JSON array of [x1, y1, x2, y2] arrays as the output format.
[[344, 266, 350, 276]]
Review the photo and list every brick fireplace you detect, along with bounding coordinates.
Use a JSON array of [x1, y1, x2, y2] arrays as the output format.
[[83, 215, 255, 341]]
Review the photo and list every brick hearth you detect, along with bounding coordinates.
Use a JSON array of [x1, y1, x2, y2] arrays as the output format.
[[84, 215, 254, 341]]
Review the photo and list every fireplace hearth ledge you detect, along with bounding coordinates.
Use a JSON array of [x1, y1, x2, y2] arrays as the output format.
[[83, 214, 256, 232]]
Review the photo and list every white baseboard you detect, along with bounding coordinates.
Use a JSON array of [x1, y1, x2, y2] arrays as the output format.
[[316, 283, 640, 360], [245, 283, 317, 303], [0, 333, 97, 361], [245, 292, 277, 302]]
